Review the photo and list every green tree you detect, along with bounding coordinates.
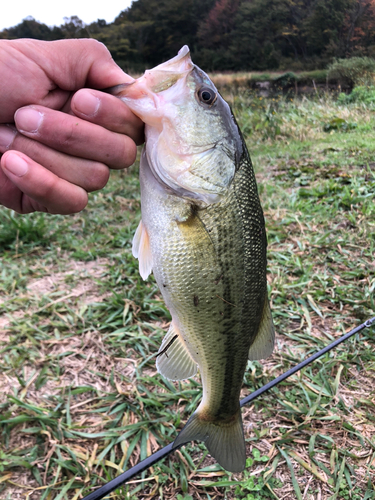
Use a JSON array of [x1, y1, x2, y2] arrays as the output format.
[[0, 16, 62, 40], [113, 0, 216, 68], [229, 0, 291, 70], [92, 20, 138, 71], [302, 0, 354, 58], [2, 0, 375, 71], [60, 16, 88, 38]]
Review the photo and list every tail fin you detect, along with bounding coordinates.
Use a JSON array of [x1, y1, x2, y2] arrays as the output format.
[[173, 409, 246, 472]]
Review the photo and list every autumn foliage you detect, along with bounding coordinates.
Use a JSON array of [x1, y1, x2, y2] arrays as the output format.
[[1, 0, 375, 71]]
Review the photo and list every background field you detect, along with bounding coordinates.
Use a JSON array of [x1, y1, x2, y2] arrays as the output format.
[[0, 88, 375, 500]]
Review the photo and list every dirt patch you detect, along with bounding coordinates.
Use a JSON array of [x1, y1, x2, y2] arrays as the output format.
[[27, 258, 108, 297], [0, 258, 111, 332]]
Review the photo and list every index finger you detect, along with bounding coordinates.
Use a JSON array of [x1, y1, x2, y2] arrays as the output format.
[[14, 105, 138, 170], [71, 89, 144, 145]]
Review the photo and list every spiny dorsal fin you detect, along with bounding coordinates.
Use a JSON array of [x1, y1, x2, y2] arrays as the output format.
[[248, 298, 275, 360], [156, 321, 197, 381], [132, 220, 153, 280]]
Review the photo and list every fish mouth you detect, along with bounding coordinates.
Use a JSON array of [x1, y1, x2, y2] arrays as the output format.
[[152, 45, 191, 72], [151, 45, 193, 78], [136, 45, 193, 95], [105, 46, 193, 102]]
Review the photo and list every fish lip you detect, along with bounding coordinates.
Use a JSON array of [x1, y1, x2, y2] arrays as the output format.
[[104, 46, 194, 101], [138, 50, 194, 96], [103, 82, 136, 96], [151, 45, 192, 73]]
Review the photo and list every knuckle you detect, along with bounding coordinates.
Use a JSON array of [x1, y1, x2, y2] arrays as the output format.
[[87, 163, 110, 191], [85, 38, 106, 52], [80, 39, 110, 61], [37, 113, 78, 149], [35, 174, 59, 199], [68, 193, 88, 214], [60, 121, 78, 147], [120, 138, 137, 168]]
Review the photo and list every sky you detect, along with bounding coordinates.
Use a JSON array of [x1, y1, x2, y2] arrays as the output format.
[[0, 0, 134, 31]]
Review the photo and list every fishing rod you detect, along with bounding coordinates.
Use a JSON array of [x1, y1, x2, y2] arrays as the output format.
[[82, 316, 375, 500]]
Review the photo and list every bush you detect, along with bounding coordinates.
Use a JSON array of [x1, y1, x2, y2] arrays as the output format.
[[322, 117, 357, 132], [272, 71, 298, 89], [298, 69, 328, 85], [327, 57, 375, 88], [337, 85, 375, 105]]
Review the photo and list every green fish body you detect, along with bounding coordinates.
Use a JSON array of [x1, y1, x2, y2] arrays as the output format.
[[112, 46, 274, 472]]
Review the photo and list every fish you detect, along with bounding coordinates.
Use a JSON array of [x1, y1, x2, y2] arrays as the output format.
[[109, 46, 275, 473]]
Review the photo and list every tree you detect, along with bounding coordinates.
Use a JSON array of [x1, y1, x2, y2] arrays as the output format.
[[342, 0, 375, 55], [60, 16, 88, 38], [0, 17, 62, 40], [114, 0, 216, 68], [229, 0, 291, 70], [1, 0, 375, 71], [302, 0, 354, 57], [198, 0, 240, 48]]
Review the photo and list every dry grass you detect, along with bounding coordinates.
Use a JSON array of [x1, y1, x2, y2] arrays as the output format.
[[0, 92, 375, 500]]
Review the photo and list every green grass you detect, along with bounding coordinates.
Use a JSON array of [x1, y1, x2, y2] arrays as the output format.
[[0, 90, 375, 500]]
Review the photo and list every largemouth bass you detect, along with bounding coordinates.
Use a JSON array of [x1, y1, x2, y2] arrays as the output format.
[[110, 46, 274, 473]]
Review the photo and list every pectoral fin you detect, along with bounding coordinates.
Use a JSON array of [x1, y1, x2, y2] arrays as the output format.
[[156, 321, 197, 381], [132, 220, 153, 280], [248, 298, 275, 360]]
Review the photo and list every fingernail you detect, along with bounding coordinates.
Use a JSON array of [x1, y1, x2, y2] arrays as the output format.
[[0, 125, 17, 150], [15, 107, 43, 134], [74, 91, 101, 116], [3, 153, 29, 177]]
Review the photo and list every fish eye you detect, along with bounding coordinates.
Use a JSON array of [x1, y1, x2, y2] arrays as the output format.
[[197, 87, 217, 106]]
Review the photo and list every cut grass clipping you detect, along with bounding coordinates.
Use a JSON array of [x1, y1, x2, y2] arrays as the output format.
[[1, 88, 375, 500]]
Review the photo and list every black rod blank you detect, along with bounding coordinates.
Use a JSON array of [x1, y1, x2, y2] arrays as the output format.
[[82, 316, 375, 500]]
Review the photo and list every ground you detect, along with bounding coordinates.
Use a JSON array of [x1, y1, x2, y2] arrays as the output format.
[[0, 90, 375, 499]]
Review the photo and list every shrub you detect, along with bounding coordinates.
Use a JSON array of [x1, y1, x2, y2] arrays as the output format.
[[272, 71, 298, 89], [337, 85, 375, 105], [327, 57, 375, 88], [322, 117, 357, 132], [298, 69, 328, 85]]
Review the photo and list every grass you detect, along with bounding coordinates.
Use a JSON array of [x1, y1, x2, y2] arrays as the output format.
[[0, 89, 375, 500], [210, 70, 329, 93]]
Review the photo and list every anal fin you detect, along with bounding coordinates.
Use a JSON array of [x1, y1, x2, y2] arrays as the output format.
[[156, 321, 197, 381], [248, 298, 275, 360], [132, 220, 153, 280]]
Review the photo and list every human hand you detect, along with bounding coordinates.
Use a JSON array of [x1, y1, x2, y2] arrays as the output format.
[[0, 39, 144, 214]]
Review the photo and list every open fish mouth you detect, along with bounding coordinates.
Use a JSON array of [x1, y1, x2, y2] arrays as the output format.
[[147, 45, 193, 93], [106, 46, 193, 102]]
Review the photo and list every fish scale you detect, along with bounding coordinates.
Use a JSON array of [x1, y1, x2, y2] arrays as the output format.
[[110, 45, 275, 472], [197, 153, 265, 417]]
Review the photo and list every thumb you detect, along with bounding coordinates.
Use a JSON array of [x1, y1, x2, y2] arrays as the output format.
[[12, 38, 131, 91]]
